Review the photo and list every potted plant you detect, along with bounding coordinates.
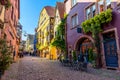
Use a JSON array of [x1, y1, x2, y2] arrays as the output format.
[[72, 50, 77, 61], [0, 39, 12, 79], [88, 48, 97, 68], [0, 0, 11, 9]]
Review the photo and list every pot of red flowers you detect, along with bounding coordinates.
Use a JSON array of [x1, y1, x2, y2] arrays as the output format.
[[0, 0, 11, 9], [0, 0, 7, 5]]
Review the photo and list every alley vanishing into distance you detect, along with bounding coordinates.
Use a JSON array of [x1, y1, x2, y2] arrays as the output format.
[[1, 56, 120, 80]]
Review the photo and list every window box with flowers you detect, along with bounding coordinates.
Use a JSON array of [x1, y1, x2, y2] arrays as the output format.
[[0, 0, 11, 9]]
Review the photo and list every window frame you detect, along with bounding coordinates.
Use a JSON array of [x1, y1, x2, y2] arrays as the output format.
[[106, 0, 111, 9], [85, 3, 96, 20], [71, 0, 77, 7], [98, 0, 104, 13], [71, 14, 78, 28]]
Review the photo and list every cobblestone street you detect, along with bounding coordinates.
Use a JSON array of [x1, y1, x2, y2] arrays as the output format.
[[1, 56, 120, 80]]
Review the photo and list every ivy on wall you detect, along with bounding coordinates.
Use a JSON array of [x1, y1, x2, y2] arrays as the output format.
[[51, 15, 67, 53], [81, 9, 112, 35], [81, 9, 112, 67]]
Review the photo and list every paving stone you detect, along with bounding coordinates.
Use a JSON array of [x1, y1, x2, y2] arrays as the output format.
[[1, 56, 120, 80]]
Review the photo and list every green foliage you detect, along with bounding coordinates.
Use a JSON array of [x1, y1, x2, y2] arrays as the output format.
[[0, 39, 12, 74], [72, 51, 77, 61], [51, 39, 66, 52], [51, 15, 67, 52], [5, 0, 11, 9], [81, 9, 112, 35], [88, 48, 96, 62], [81, 9, 112, 67], [0, 0, 11, 9]]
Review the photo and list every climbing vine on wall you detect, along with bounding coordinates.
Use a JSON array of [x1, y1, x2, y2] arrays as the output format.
[[81, 9, 112, 67], [51, 15, 67, 52], [81, 9, 112, 35]]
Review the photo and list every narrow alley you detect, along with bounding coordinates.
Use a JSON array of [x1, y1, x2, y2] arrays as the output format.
[[1, 56, 120, 80]]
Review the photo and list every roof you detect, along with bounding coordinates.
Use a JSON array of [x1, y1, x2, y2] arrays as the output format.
[[44, 6, 55, 17], [56, 2, 65, 19]]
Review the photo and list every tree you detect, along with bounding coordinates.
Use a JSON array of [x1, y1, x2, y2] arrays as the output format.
[[0, 39, 12, 76], [51, 15, 67, 57]]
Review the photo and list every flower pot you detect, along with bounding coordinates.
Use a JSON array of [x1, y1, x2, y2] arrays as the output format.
[[0, 0, 7, 5]]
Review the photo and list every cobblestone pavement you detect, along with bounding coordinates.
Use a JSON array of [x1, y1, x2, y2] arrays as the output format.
[[1, 56, 120, 80]]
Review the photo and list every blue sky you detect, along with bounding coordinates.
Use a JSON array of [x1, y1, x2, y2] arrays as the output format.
[[20, 0, 63, 40]]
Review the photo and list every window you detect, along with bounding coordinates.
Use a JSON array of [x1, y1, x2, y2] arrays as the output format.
[[98, 0, 104, 13], [11, 6, 14, 20], [118, 0, 120, 4], [106, 0, 111, 9], [92, 5, 96, 17], [71, 14, 78, 27], [72, 0, 77, 7], [54, 31, 57, 37], [106, 0, 111, 6], [86, 4, 96, 20], [86, 8, 91, 20]]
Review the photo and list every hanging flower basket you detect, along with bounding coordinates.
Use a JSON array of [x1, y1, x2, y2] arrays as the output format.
[[0, 0, 7, 5], [0, 0, 11, 9]]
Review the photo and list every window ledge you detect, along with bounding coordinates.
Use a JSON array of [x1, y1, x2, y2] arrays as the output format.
[[70, 24, 80, 30], [71, 3, 78, 10]]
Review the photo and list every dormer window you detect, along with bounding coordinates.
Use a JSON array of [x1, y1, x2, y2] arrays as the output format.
[[72, 0, 77, 7]]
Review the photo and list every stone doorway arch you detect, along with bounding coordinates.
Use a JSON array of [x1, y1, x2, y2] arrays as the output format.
[[74, 35, 94, 55]]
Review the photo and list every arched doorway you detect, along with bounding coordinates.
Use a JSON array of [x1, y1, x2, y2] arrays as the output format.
[[75, 36, 94, 55]]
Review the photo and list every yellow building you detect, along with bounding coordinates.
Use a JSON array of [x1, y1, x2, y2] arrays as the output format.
[[37, 6, 55, 59], [50, 2, 65, 60]]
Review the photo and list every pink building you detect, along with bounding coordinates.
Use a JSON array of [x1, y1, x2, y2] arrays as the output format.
[[3, 0, 20, 61], [65, 0, 120, 69]]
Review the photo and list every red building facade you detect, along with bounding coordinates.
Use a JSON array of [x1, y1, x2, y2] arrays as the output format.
[[3, 0, 20, 61]]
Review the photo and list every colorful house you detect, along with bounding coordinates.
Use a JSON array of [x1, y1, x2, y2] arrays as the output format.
[[50, 2, 65, 60], [0, 0, 20, 61], [65, 0, 120, 69], [37, 6, 55, 59]]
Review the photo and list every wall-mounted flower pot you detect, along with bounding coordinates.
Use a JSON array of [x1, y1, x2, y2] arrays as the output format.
[[0, 0, 11, 9], [0, 0, 7, 5]]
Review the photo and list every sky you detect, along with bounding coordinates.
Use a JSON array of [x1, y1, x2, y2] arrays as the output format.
[[20, 0, 63, 40]]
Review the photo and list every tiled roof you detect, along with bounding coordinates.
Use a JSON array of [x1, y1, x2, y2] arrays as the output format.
[[44, 6, 55, 17], [56, 2, 65, 19]]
